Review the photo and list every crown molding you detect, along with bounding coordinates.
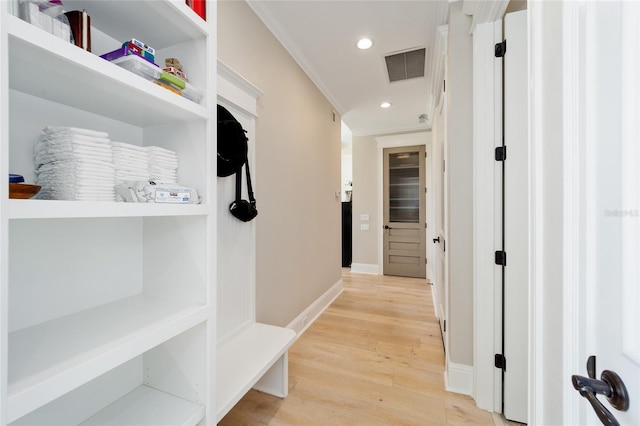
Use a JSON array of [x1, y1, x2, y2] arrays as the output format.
[[246, 1, 346, 116], [462, 0, 510, 34]]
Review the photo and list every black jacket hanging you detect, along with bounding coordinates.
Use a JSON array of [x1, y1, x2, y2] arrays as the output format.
[[217, 104, 258, 222], [217, 104, 248, 177]]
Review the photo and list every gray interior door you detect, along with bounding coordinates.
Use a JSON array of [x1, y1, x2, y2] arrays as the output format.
[[383, 145, 426, 278]]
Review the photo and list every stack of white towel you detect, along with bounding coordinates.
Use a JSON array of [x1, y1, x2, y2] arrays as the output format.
[[34, 127, 116, 201], [112, 142, 150, 184], [148, 146, 179, 183], [33, 126, 181, 202]]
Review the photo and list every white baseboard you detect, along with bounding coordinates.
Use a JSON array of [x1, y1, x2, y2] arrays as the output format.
[[445, 360, 474, 396], [286, 278, 344, 337], [350, 263, 380, 275], [431, 287, 440, 320]]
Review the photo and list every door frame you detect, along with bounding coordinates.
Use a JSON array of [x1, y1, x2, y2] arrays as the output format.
[[382, 145, 427, 278], [434, 90, 449, 360], [375, 133, 431, 276], [558, 1, 587, 423], [528, 1, 582, 424]]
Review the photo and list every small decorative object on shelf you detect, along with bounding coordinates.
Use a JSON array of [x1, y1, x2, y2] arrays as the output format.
[[8, 174, 41, 199], [165, 57, 182, 70], [185, 0, 205, 20], [9, 183, 42, 199]]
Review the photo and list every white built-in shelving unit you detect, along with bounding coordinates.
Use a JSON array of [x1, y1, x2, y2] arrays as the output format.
[[0, 1, 215, 424]]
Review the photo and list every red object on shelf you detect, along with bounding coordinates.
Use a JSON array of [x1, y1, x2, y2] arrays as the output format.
[[189, 0, 206, 20]]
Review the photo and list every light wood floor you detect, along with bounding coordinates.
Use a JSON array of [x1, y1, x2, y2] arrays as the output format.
[[219, 270, 499, 425]]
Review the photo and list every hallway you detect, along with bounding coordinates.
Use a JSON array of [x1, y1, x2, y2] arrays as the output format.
[[219, 271, 499, 425]]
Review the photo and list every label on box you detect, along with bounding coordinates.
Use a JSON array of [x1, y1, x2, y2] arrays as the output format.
[[154, 190, 192, 203], [163, 67, 188, 82], [127, 38, 155, 55]]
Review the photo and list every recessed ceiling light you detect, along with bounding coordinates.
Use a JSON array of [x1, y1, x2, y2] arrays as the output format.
[[357, 38, 373, 50], [380, 102, 392, 108]]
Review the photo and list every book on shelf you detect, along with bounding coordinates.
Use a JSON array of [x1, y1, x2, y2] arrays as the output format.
[[185, 0, 206, 20], [64, 9, 91, 52]]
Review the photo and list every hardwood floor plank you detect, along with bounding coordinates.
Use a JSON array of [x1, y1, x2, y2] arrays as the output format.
[[219, 271, 496, 425]]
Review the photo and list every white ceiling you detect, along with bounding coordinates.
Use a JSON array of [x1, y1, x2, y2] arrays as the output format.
[[247, 1, 449, 137]]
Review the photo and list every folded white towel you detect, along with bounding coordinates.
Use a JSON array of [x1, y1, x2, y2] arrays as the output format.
[[112, 141, 148, 152], [42, 126, 110, 139], [147, 145, 177, 155]]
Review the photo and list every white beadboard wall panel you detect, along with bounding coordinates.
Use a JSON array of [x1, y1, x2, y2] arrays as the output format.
[[216, 63, 262, 343], [216, 114, 255, 341]]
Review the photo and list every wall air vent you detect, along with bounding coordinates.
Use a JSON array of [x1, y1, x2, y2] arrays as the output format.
[[385, 48, 426, 82]]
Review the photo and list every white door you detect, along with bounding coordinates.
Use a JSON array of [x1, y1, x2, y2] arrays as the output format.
[[565, 2, 640, 424], [432, 92, 448, 340], [502, 9, 528, 423], [383, 145, 426, 278]]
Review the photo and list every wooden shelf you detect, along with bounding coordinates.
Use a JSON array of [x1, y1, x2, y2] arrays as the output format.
[[8, 199, 209, 219], [7, 295, 208, 423], [8, 15, 208, 127], [80, 385, 205, 426], [216, 323, 296, 422]]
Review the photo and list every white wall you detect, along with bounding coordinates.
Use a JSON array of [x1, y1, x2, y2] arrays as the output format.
[[341, 146, 352, 202], [217, 1, 342, 327], [341, 121, 353, 202], [447, 2, 474, 368], [351, 135, 379, 268]]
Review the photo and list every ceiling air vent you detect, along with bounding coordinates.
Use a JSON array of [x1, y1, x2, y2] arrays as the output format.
[[385, 48, 426, 82]]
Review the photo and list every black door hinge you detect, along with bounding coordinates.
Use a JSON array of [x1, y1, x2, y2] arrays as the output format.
[[495, 353, 506, 370], [495, 40, 507, 57], [495, 146, 507, 161], [443, 80, 446, 92], [443, 239, 446, 253], [495, 250, 507, 266], [444, 320, 447, 332]]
